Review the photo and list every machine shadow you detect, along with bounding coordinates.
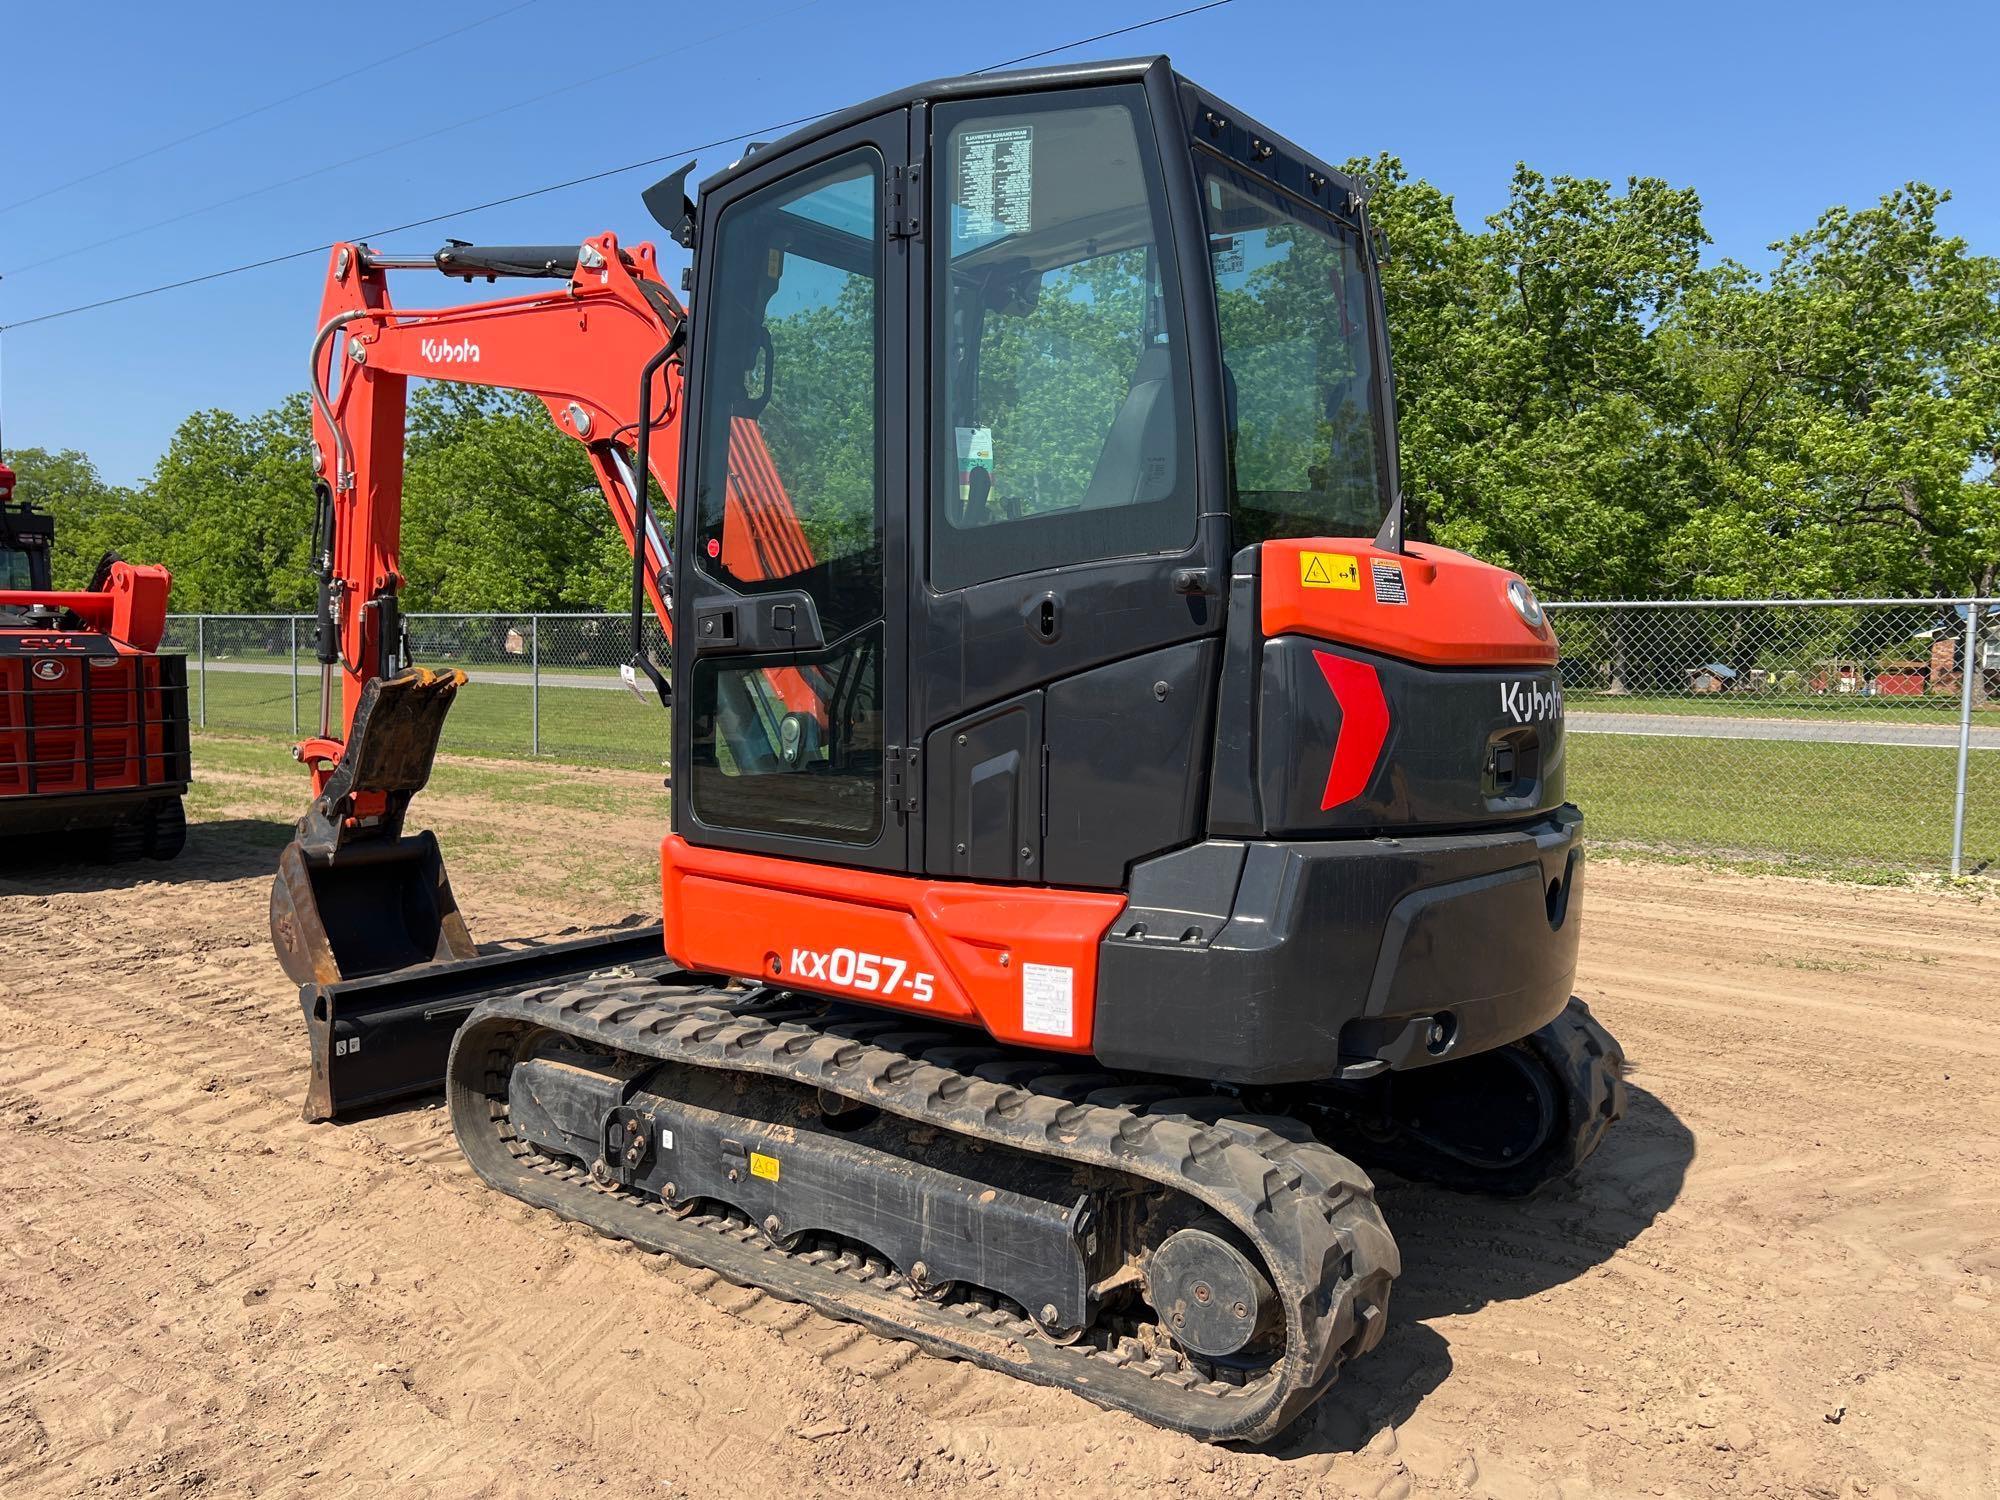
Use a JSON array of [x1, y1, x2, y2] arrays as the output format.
[[0, 816, 291, 891], [1267, 1081, 1695, 1460]]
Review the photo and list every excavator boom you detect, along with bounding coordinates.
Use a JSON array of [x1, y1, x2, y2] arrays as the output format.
[[271, 231, 689, 1116]]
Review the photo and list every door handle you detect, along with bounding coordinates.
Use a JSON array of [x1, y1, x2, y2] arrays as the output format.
[[688, 591, 826, 654]]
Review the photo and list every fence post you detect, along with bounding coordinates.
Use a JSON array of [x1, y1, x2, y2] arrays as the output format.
[[289, 615, 300, 737], [196, 615, 207, 729], [1951, 600, 1980, 878], [530, 614, 541, 757]]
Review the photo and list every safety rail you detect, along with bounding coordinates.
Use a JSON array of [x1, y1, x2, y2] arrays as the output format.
[[0, 654, 192, 798]]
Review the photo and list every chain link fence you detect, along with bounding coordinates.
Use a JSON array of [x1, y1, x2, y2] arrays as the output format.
[[159, 612, 673, 771], [1546, 598, 1995, 876], [160, 599, 1998, 877]]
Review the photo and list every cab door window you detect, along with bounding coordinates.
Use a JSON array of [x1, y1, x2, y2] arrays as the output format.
[[931, 89, 1195, 592], [688, 149, 887, 845]]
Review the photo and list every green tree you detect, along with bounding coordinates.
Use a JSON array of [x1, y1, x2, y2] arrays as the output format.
[[400, 384, 635, 612], [1, 445, 138, 587], [134, 395, 318, 611], [1359, 156, 1710, 598], [1669, 184, 2000, 597]]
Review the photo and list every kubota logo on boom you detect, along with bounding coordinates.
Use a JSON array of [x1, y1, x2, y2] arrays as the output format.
[[1500, 678, 1563, 725], [420, 337, 480, 365]]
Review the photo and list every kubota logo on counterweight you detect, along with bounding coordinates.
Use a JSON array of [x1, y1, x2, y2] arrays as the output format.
[[1500, 678, 1563, 724], [420, 337, 480, 364]]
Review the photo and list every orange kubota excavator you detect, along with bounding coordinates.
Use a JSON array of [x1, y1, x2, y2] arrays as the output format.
[[270, 58, 1625, 1442]]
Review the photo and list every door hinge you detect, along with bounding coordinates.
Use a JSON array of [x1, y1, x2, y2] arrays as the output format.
[[885, 745, 920, 814], [886, 164, 922, 239]]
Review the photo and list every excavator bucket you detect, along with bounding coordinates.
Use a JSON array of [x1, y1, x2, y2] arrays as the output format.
[[269, 668, 475, 988], [270, 667, 675, 1120], [271, 668, 480, 1119], [270, 828, 472, 987]]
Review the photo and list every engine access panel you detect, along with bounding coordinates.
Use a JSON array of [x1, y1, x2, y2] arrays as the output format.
[[922, 640, 1218, 890]]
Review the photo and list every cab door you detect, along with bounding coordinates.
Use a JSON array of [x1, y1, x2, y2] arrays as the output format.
[[674, 112, 913, 871]]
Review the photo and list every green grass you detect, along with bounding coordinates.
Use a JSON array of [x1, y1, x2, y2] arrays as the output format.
[[179, 667, 1998, 878], [1568, 732, 1999, 874], [189, 666, 669, 770]]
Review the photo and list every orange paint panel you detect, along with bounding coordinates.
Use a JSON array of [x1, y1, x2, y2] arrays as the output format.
[[1261, 539, 1556, 668], [661, 836, 1126, 1051]]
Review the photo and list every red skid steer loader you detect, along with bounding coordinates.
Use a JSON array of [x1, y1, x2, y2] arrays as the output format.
[[0, 461, 189, 860]]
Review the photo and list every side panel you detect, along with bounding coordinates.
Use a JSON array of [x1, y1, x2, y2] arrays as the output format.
[[923, 688, 1044, 881], [1042, 639, 1217, 888], [661, 835, 1124, 1051]]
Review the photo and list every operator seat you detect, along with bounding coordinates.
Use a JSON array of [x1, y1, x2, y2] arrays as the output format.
[[1077, 344, 1176, 510]]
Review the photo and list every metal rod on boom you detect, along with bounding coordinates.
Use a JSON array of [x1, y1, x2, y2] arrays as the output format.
[[626, 325, 683, 703]]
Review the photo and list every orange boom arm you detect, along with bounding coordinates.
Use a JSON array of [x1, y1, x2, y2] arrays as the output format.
[[299, 234, 685, 782]]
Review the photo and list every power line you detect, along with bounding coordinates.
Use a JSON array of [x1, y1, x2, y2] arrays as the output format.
[[0, 0, 543, 217], [972, 0, 1230, 72], [0, 0, 1234, 334], [0, 1, 827, 279]]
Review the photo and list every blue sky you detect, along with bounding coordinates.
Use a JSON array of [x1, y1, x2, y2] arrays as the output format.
[[2, 0, 1993, 486]]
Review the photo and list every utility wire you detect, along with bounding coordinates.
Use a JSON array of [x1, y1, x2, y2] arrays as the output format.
[[0, 0, 1235, 334], [0, 1, 827, 279], [0, 0, 543, 217], [972, 0, 1230, 72]]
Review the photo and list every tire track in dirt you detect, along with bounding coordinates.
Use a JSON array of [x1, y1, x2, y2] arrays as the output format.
[[4, 770, 1999, 1497]]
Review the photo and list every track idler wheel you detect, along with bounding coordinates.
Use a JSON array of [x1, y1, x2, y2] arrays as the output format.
[[1145, 1219, 1278, 1359], [1320, 997, 1628, 1197]]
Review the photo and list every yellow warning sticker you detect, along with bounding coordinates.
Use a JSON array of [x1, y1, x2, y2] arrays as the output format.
[[1300, 551, 1360, 590], [749, 1151, 781, 1182]]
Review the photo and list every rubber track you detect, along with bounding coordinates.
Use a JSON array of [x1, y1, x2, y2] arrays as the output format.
[[1345, 996, 1628, 1197], [446, 974, 1400, 1443]]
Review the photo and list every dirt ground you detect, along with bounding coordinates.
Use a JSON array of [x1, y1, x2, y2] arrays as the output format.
[[3, 747, 1996, 1500]]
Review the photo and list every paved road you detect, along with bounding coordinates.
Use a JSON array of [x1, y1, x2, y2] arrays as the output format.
[[1567, 710, 1999, 750], [199, 660, 1999, 748]]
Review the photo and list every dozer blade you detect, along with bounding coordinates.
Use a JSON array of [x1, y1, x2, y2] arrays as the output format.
[[298, 924, 677, 1122]]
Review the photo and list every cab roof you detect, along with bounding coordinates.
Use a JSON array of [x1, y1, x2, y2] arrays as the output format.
[[696, 55, 1369, 216]]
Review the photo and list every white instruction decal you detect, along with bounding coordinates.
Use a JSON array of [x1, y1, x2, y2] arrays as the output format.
[[1021, 963, 1075, 1038], [959, 125, 1034, 238]]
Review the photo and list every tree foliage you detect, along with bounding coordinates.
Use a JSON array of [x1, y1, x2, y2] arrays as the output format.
[[13, 163, 1997, 608]]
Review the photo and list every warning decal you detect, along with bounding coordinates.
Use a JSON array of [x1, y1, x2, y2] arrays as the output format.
[[1299, 551, 1361, 591], [749, 1151, 781, 1182], [1021, 963, 1075, 1038], [1370, 559, 1408, 605], [960, 125, 1034, 239]]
